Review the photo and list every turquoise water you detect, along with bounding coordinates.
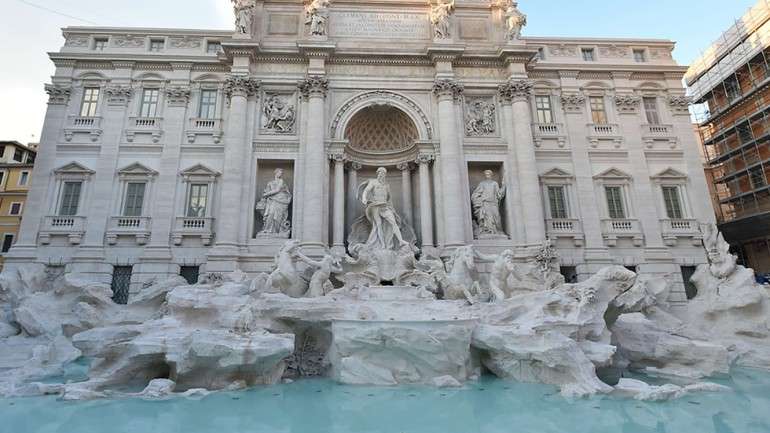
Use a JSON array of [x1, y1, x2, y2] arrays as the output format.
[[2, 369, 770, 433]]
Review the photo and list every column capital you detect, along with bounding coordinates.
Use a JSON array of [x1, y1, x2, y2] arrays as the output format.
[[415, 153, 435, 165], [164, 86, 192, 107], [298, 75, 329, 99], [328, 152, 347, 163], [560, 92, 586, 113], [225, 74, 261, 99], [667, 94, 692, 116], [396, 162, 413, 172], [432, 79, 464, 101], [348, 161, 363, 171], [45, 84, 72, 105], [104, 85, 134, 106], [498, 79, 533, 104]]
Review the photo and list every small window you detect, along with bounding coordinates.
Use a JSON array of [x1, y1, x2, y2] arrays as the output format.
[[18, 172, 29, 186], [187, 183, 209, 217], [724, 76, 741, 101], [750, 167, 766, 188], [1, 234, 14, 253], [9, 203, 22, 216], [633, 49, 647, 63], [111, 266, 133, 305], [206, 41, 222, 54], [582, 48, 595, 61], [123, 182, 146, 217], [149, 39, 164, 52], [198, 90, 218, 119], [59, 181, 82, 216], [139, 89, 160, 118], [80, 87, 100, 117], [0, 171, 6, 187], [681, 266, 698, 300], [643, 97, 660, 125], [589, 96, 608, 124], [12, 149, 23, 162], [605, 186, 626, 219], [547, 185, 568, 219], [93, 38, 108, 51], [661, 186, 684, 219], [535, 95, 554, 124], [180, 266, 200, 285], [26, 153, 35, 164]]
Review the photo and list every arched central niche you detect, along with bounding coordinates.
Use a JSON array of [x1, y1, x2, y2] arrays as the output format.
[[344, 105, 419, 154]]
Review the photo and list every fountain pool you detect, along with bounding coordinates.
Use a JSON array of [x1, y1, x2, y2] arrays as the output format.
[[2, 369, 769, 433]]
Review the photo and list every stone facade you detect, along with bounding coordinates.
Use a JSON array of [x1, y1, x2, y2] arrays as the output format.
[[9, 0, 714, 306]]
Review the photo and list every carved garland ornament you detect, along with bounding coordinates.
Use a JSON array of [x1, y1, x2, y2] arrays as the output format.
[[104, 85, 134, 105], [330, 90, 433, 139], [667, 95, 692, 115], [432, 79, 464, 101], [164, 86, 192, 106], [225, 75, 261, 99], [45, 84, 72, 105], [298, 76, 329, 98], [613, 94, 641, 114], [560, 93, 586, 113], [497, 79, 533, 103]]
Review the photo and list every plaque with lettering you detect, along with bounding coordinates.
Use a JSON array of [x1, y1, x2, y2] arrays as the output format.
[[331, 12, 430, 39]]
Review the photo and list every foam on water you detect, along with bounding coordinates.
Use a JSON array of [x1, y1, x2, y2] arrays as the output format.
[[2, 369, 770, 433]]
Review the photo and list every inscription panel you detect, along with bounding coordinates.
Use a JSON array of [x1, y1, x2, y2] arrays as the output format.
[[331, 11, 430, 39]]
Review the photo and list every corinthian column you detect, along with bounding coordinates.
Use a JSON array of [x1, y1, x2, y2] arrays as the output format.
[[347, 162, 361, 229], [215, 75, 260, 251], [433, 79, 468, 248], [499, 79, 546, 245], [397, 162, 414, 224], [416, 153, 435, 250], [330, 153, 346, 251], [298, 76, 329, 246]]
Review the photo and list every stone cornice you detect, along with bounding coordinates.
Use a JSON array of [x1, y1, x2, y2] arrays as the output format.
[[427, 45, 466, 64], [298, 75, 329, 98]]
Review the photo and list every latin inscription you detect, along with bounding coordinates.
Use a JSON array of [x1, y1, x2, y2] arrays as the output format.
[[331, 12, 430, 39]]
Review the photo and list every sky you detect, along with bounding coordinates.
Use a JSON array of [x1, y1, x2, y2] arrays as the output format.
[[0, 0, 759, 143]]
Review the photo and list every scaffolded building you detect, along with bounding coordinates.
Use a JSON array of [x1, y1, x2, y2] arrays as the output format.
[[687, 0, 770, 273]]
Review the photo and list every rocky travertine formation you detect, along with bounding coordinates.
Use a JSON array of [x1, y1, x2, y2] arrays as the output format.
[[0, 226, 767, 401]]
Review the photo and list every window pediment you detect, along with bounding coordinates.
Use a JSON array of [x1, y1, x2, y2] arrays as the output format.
[[540, 167, 574, 180], [118, 162, 158, 179], [54, 162, 95, 180], [180, 164, 220, 181], [651, 167, 688, 181], [593, 168, 632, 181]]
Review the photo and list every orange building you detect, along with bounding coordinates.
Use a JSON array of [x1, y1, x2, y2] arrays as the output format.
[[0, 141, 36, 269]]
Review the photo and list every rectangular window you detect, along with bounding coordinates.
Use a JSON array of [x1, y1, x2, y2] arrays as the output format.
[[643, 97, 660, 125], [633, 49, 647, 63], [535, 95, 554, 124], [661, 186, 684, 219], [93, 38, 108, 51], [26, 153, 35, 164], [724, 76, 741, 101], [198, 90, 218, 119], [750, 167, 766, 188], [206, 41, 222, 54], [149, 39, 164, 52], [123, 182, 146, 217], [80, 87, 100, 117], [187, 184, 209, 217], [139, 89, 160, 118], [0, 171, 5, 187], [582, 48, 595, 61], [589, 96, 608, 124], [605, 186, 626, 219], [18, 172, 29, 186], [12, 149, 23, 162], [59, 181, 82, 216], [547, 186, 568, 219], [737, 122, 753, 144], [111, 266, 132, 305], [0, 145, 5, 158], [9, 203, 22, 216], [1, 234, 14, 253]]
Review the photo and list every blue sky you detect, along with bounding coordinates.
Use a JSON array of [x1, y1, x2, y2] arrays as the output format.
[[0, 0, 759, 143]]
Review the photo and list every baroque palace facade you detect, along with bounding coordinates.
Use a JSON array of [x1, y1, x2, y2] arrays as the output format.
[[9, 0, 715, 305]]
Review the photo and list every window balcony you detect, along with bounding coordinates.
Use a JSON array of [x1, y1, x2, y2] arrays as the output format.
[[586, 123, 623, 147], [106, 216, 151, 245], [39, 215, 87, 245], [600, 218, 643, 247], [532, 123, 567, 148], [125, 117, 163, 143], [185, 118, 223, 144], [172, 217, 214, 245], [660, 218, 703, 246], [641, 124, 677, 148], [64, 116, 103, 142], [545, 218, 584, 247]]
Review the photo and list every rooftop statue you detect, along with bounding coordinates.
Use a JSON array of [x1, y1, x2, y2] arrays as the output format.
[[305, 0, 331, 36], [231, 0, 255, 34], [504, 0, 527, 41], [429, 0, 455, 40]]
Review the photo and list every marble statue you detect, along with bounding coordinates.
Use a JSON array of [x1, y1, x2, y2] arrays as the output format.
[[232, 0, 255, 34], [429, 0, 455, 40], [701, 223, 738, 279], [299, 250, 343, 298], [465, 100, 496, 136], [266, 240, 307, 297], [305, 0, 331, 36], [475, 249, 514, 302], [535, 238, 559, 275], [263, 95, 296, 133], [471, 170, 506, 238], [503, 0, 527, 41], [443, 246, 482, 302], [359, 167, 410, 251], [256, 169, 292, 238]]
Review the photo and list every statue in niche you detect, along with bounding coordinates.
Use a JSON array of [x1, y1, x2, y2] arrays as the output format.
[[358, 167, 410, 251], [256, 168, 292, 238], [465, 100, 496, 136], [263, 94, 296, 133], [471, 170, 507, 238], [503, 0, 527, 41], [429, 0, 455, 40], [305, 0, 331, 36], [232, 0, 255, 34]]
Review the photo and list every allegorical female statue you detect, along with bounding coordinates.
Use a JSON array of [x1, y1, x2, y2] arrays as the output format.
[[232, 0, 255, 34], [305, 0, 331, 36], [429, 0, 455, 40], [504, 0, 527, 41], [256, 168, 292, 238], [471, 170, 507, 237]]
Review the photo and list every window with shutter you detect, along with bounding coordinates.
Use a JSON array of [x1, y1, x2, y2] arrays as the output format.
[[187, 184, 209, 217], [661, 186, 684, 219], [643, 97, 660, 125], [547, 186, 568, 219], [123, 182, 146, 217], [535, 95, 554, 124], [59, 182, 82, 216], [589, 97, 607, 124], [605, 186, 626, 219]]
